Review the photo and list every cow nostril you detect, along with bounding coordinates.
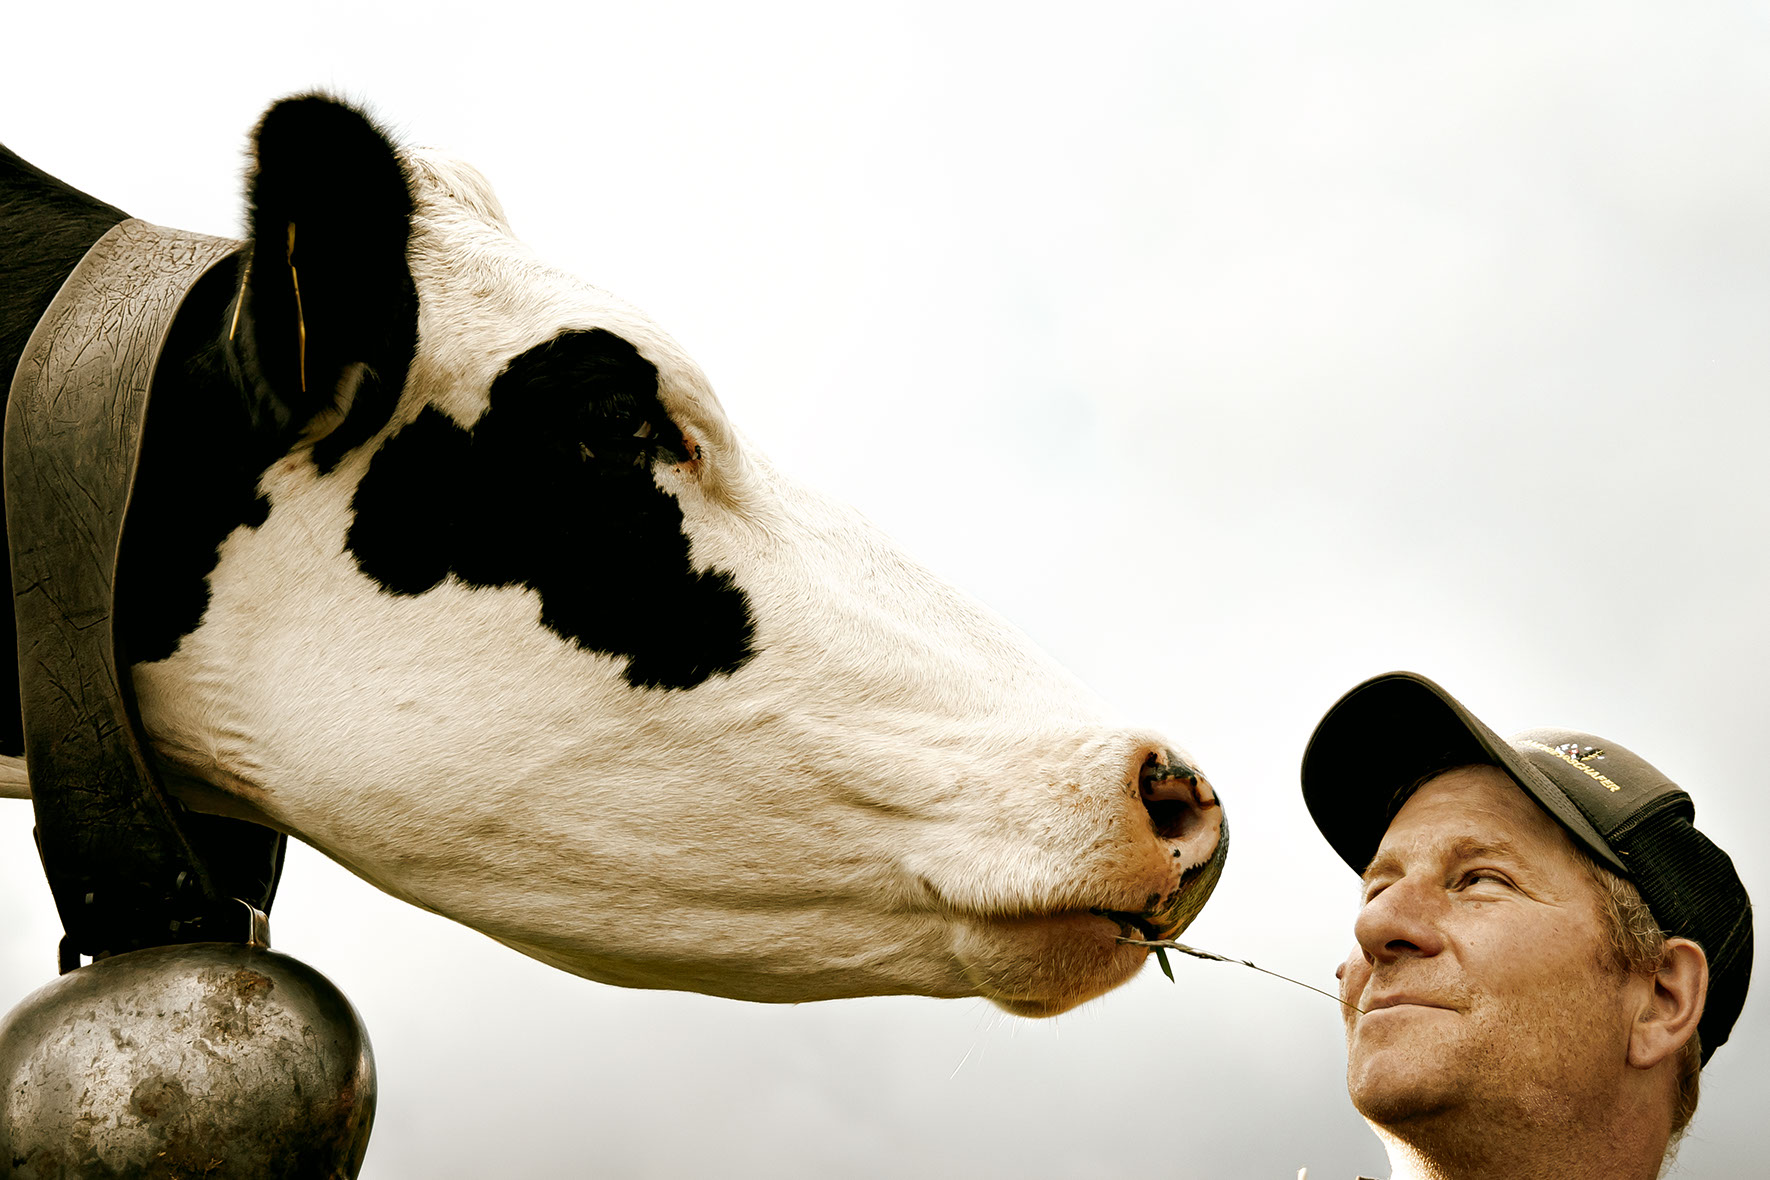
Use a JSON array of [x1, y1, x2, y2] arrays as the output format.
[[1145, 797, 1200, 841], [1138, 750, 1215, 842]]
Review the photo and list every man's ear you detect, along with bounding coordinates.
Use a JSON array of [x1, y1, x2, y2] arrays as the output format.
[[1628, 937, 1708, 1070], [232, 93, 418, 470]]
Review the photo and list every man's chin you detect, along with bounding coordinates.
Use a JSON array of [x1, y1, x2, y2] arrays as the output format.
[[1350, 1080, 1458, 1128], [1346, 1048, 1464, 1127]]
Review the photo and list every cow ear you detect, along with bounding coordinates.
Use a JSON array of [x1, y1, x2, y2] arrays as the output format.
[[232, 94, 417, 468]]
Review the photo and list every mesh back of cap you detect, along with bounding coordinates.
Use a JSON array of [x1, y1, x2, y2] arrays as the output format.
[[1616, 808, 1754, 1063]]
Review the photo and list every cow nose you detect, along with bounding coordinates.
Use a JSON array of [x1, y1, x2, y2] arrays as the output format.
[[1137, 749, 1217, 842]]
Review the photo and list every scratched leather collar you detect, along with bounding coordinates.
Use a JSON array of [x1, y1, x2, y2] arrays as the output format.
[[6, 218, 283, 967]]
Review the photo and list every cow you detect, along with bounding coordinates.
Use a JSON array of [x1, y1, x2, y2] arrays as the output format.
[[0, 94, 1226, 1017]]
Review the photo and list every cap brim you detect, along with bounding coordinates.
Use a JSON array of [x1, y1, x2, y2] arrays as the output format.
[[1302, 672, 1628, 875]]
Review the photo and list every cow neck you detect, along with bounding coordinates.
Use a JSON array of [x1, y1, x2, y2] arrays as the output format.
[[6, 218, 283, 969]]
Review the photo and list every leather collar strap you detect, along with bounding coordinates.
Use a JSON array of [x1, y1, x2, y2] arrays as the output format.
[[6, 218, 282, 967]]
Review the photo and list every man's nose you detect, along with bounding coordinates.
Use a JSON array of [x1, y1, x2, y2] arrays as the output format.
[[1353, 875, 1447, 964]]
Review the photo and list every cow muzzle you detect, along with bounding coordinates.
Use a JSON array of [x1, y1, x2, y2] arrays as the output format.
[[1078, 748, 1228, 940], [1124, 751, 1227, 940]]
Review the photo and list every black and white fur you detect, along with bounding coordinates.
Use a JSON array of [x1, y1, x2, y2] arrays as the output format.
[[0, 96, 1225, 1015]]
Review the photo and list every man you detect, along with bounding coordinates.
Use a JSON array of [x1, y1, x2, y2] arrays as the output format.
[[1300, 672, 1753, 1180]]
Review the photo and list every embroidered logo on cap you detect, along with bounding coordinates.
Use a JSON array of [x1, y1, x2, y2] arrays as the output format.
[[1519, 739, 1622, 793]]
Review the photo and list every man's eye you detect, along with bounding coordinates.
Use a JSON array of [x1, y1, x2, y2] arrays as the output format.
[[1457, 870, 1508, 890]]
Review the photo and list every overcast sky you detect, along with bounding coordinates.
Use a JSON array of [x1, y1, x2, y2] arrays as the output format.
[[3, 4, 1767, 1176]]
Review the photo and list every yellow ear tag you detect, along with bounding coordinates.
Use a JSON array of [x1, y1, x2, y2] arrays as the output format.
[[227, 257, 252, 343], [286, 222, 307, 395]]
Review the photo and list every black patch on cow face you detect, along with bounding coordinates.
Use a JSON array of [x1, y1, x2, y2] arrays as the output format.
[[346, 329, 755, 689]]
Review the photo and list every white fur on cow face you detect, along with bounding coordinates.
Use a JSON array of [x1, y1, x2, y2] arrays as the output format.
[[134, 149, 1223, 1015]]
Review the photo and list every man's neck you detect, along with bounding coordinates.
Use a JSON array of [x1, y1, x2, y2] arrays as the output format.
[[1374, 1100, 1669, 1180], [1366, 1096, 1670, 1180]]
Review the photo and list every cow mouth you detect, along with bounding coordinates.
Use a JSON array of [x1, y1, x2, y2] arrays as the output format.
[[945, 792, 1229, 1016], [1091, 909, 1168, 941]]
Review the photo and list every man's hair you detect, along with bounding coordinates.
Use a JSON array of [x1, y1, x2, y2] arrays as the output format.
[[1579, 854, 1703, 1141]]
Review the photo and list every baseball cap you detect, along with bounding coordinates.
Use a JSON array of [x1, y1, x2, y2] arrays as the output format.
[[1301, 670, 1754, 1063]]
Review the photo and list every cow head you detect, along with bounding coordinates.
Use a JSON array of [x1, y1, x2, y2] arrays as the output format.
[[125, 95, 1226, 1016]]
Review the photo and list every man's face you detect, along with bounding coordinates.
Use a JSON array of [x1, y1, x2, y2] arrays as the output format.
[[1337, 765, 1633, 1128]]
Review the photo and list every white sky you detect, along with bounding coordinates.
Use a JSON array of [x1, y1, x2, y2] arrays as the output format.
[[3, 3, 1766, 1176]]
